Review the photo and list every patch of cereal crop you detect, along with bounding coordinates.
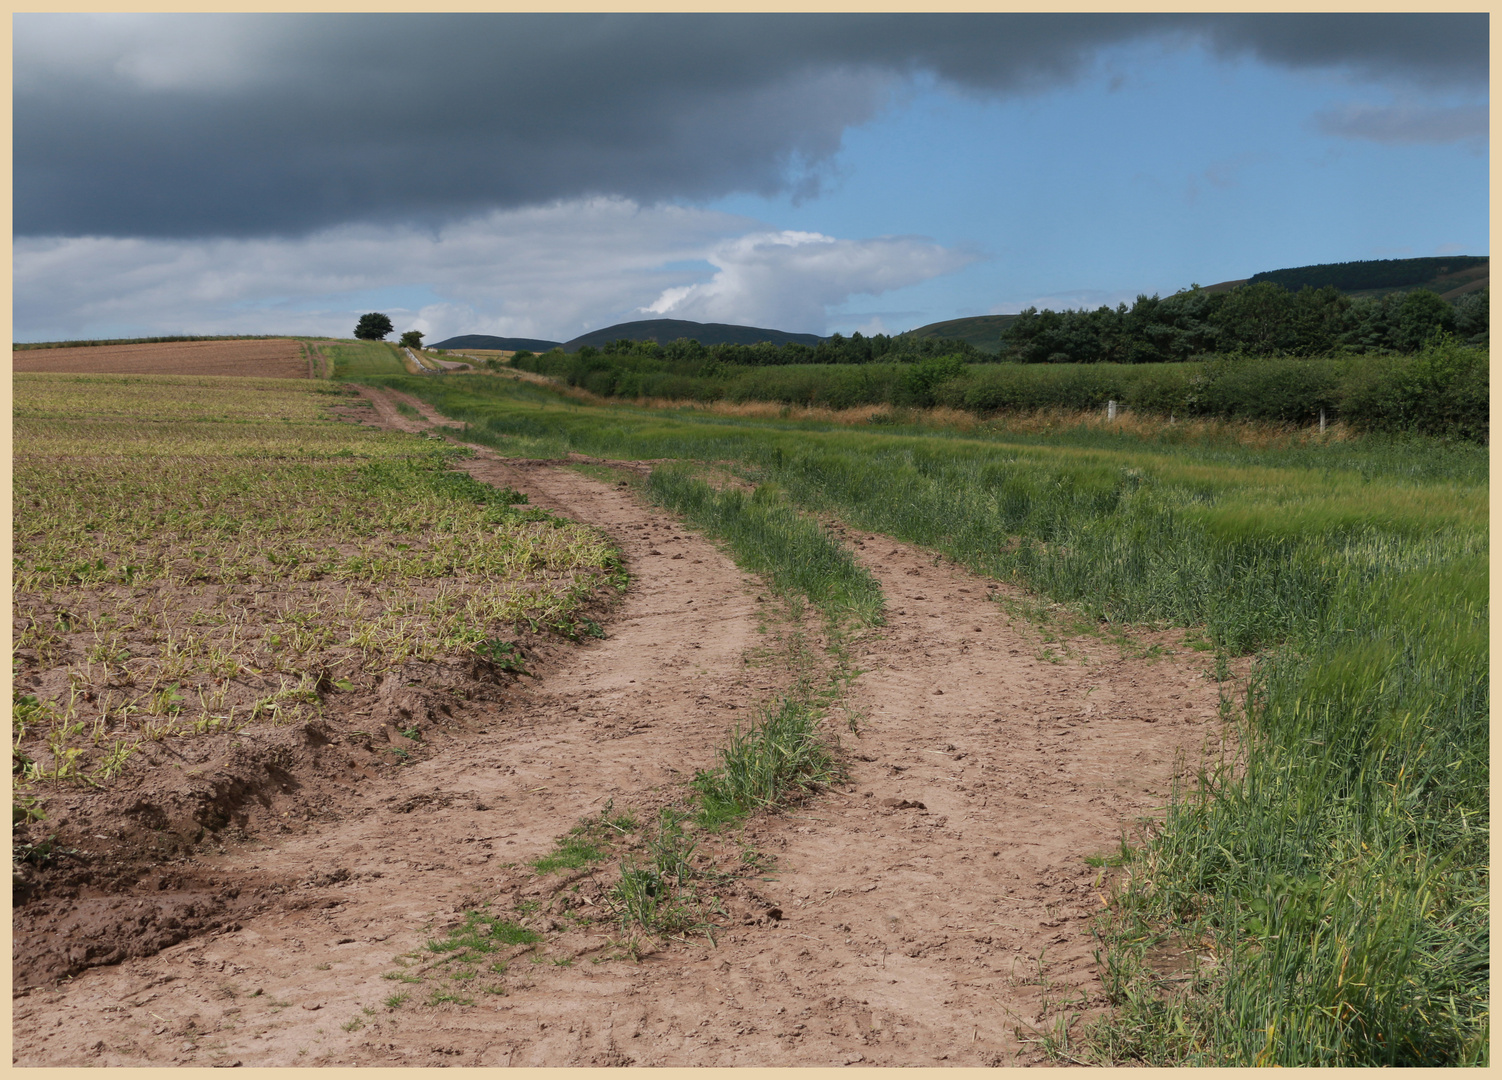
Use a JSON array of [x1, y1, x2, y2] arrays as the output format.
[[12, 373, 619, 785]]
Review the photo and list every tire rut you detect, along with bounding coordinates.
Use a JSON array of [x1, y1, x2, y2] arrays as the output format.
[[11, 390, 790, 1067], [13, 387, 1230, 1067]]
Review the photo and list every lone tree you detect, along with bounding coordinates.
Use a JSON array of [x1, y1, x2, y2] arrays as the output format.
[[399, 329, 424, 349], [354, 312, 394, 340]]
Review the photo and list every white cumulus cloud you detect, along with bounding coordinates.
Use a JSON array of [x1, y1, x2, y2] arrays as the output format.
[[641, 230, 977, 331], [13, 199, 974, 343]]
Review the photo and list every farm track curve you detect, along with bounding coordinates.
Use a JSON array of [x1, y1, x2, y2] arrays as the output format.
[[12, 385, 1229, 1067]]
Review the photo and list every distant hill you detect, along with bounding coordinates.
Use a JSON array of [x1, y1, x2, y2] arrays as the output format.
[[436, 258, 1487, 359], [900, 314, 1019, 355], [936, 257, 1490, 353], [428, 334, 563, 352], [1242, 256, 1488, 300], [560, 319, 823, 352]]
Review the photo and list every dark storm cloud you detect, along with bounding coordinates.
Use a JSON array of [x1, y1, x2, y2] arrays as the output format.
[[1197, 14, 1489, 88], [15, 13, 1488, 238]]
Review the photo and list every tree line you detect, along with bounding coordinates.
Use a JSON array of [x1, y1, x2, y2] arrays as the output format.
[[509, 340, 1486, 443], [546, 331, 982, 366], [999, 283, 1487, 364]]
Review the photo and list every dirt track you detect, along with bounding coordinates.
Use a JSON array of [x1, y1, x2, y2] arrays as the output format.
[[12, 388, 1229, 1067]]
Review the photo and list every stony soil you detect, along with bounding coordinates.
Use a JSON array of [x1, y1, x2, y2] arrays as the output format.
[[12, 387, 1232, 1067], [12, 339, 312, 378]]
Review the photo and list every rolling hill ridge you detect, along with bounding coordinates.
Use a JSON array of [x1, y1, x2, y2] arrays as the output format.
[[902, 255, 1488, 353], [431, 319, 823, 354], [559, 319, 822, 352], [428, 334, 562, 352], [433, 256, 1486, 358]]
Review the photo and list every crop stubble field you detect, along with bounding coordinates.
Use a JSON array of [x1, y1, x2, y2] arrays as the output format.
[[10, 343, 1488, 1067]]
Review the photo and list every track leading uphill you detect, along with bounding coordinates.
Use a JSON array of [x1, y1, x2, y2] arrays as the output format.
[[12, 387, 1227, 1067]]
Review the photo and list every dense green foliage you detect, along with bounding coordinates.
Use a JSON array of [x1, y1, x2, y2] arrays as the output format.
[[1247, 255, 1487, 294], [1002, 283, 1485, 363], [513, 339, 1487, 442], [503, 265, 1489, 377], [518, 329, 978, 375], [354, 311, 394, 340], [358, 370, 1486, 1066]]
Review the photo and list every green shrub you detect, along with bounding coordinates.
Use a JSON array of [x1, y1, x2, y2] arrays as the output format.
[[1198, 355, 1342, 424], [1339, 338, 1488, 442], [893, 354, 967, 407], [504, 344, 1488, 444]]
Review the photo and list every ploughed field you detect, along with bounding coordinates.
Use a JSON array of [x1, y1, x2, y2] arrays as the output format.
[[13, 338, 316, 378], [10, 359, 1488, 1067]]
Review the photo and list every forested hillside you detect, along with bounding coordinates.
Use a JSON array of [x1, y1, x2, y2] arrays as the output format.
[[903, 255, 1488, 354], [1248, 255, 1487, 296], [999, 282, 1487, 364]]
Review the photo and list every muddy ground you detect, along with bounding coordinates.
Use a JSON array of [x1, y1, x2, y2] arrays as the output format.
[[12, 339, 314, 378], [12, 387, 1232, 1067]]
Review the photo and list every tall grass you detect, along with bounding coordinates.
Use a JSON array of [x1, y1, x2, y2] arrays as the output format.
[[1101, 551, 1488, 1065], [363, 372, 1486, 1065], [643, 466, 884, 628]]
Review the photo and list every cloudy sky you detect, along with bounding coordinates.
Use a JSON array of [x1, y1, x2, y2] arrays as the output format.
[[13, 13, 1489, 343]]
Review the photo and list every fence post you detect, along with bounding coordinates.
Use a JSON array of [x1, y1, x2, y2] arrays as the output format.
[[1319, 408, 1326, 434], [1107, 399, 1117, 421]]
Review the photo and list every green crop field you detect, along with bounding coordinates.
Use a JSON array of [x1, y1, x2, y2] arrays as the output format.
[[12, 372, 619, 782], [324, 338, 409, 377], [361, 369, 1488, 1066]]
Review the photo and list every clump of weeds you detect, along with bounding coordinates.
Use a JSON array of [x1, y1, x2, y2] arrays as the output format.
[[691, 694, 841, 829]]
